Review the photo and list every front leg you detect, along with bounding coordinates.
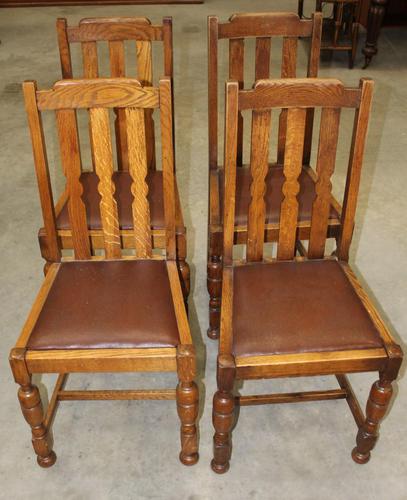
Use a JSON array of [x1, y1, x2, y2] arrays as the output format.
[[352, 348, 402, 464], [176, 345, 199, 466], [211, 354, 236, 474]]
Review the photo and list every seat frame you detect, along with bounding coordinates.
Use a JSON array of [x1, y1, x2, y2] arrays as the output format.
[[207, 12, 329, 339], [36, 16, 190, 298], [211, 78, 403, 473], [10, 77, 199, 467]]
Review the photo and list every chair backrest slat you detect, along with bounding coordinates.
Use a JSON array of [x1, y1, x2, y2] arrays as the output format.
[[277, 107, 307, 260], [109, 40, 126, 77], [229, 38, 244, 166], [26, 77, 175, 262], [89, 107, 121, 259], [56, 109, 91, 259], [82, 42, 99, 78], [308, 108, 341, 259], [222, 78, 374, 264], [277, 37, 298, 164], [208, 12, 322, 170], [137, 40, 156, 170], [109, 40, 128, 171], [255, 37, 271, 80], [126, 107, 152, 258], [281, 37, 298, 78], [247, 109, 271, 262]]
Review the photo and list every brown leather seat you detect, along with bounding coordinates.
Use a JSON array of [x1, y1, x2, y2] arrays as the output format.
[[219, 166, 339, 225], [232, 260, 383, 358], [57, 171, 165, 230], [27, 260, 179, 350]]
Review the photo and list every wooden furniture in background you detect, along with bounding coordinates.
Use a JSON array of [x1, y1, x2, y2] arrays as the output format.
[[361, 0, 407, 67], [10, 77, 199, 467], [207, 12, 334, 340], [37, 17, 190, 299], [211, 77, 403, 473], [0, 0, 203, 6], [298, 0, 361, 68]]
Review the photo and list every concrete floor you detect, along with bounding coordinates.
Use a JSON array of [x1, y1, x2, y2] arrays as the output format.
[[1, 1, 407, 498]]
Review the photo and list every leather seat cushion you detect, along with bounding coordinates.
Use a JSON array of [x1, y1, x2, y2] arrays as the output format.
[[57, 171, 165, 230], [232, 260, 383, 358], [219, 166, 339, 225], [27, 260, 179, 350]]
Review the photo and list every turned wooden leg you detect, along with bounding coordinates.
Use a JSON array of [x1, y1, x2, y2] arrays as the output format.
[[207, 254, 222, 340], [352, 348, 402, 464], [362, 0, 389, 68], [18, 383, 56, 467], [176, 345, 199, 466], [352, 378, 393, 464], [10, 348, 56, 468], [211, 355, 236, 474]]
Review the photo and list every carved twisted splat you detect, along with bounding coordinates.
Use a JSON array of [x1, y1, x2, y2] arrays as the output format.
[[176, 345, 199, 465], [211, 354, 236, 474], [18, 384, 56, 467], [80, 46, 99, 173], [277, 37, 298, 164], [109, 40, 129, 171], [277, 108, 306, 260], [125, 106, 152, 258], [56, 109, 91, 260], [308, 108, 341, 259], [137, 38, 156, 170], [89, 108, 121, 259], [247, 109, 271, 262], [352, 379, 393, 464]]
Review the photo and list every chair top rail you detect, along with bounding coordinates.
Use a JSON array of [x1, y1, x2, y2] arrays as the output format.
[[78, 16, 151, 25], [218, 12, 314, 39], [239, 78, 364, 111], [67, 19, 164, 43], [35, 78, 160, 111]]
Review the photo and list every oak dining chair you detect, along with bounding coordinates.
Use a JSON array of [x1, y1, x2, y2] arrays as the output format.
[[9, 77, 199, 467], [207, 11, 334, 340], [37, 16, 190, 299], [211, 77, 403, 473]]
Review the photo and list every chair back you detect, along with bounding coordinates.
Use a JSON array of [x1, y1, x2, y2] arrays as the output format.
[[56, 17, 173, 171], [208, 12, 323, 169], [23, 78, 177, 262], [222, 78, 374, 264]]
